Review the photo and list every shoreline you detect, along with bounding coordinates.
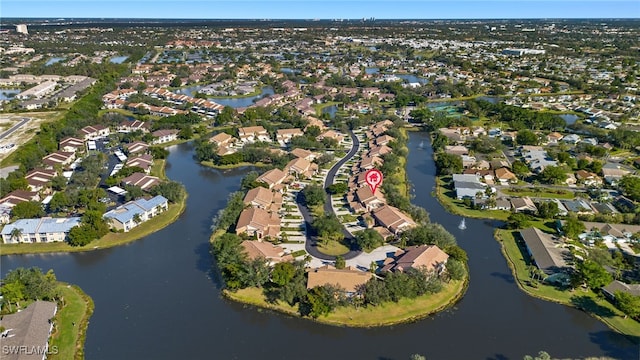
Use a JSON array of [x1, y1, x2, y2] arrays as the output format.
[[49, 282, 94, 360], [0, 159, 187, 256], [222, 276, 468, 328], [494, 229, 640, 340]]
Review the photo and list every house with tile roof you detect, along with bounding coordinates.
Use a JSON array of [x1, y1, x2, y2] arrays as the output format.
[[285, 158, 318, 179], [256, 168, 289, 189], [0, 190, 40, 207], [306, 265, 373, 295], [151, 129, 179, 144], [243, 187, 282, 211], [372, 205, 416, 235], [241, 240, 293, 265], [124, 141, 149, 155], [25, 168, 56, 192], [59, 136, 85, 153], [126, 154, 154, 173], [121, 172, 161, 190], [276, 128, 304, 146], [42, 151, 75, 168], [235, 207, 281, 239], [381, 245, 449, 274], [238, 126, 270, 143], [79, 124, 110, 140]]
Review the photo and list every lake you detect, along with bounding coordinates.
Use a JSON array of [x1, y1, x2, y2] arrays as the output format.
[[177, 86, 274, 108], [1, 137, 637, 359]]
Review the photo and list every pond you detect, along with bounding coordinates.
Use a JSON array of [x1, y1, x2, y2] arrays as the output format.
[[365, 67, 380, 75], [321, 104, 338, 119], [397, 74, 429, 84], [177, 86, 275, 108], [560, 114, 579, 125], [109, 56, 129, 64], [0, 89, 20, 100], [280, 67, 301, 74], [45, 57, 65, 66]]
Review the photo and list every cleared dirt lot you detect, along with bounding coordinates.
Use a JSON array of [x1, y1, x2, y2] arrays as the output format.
[[0, 111, 64, 163]]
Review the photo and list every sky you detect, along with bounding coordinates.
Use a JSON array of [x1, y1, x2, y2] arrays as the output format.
[[1, 0, 639, 19]]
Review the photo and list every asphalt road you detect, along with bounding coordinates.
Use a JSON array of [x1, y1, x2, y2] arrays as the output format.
[[297, 129, 362, 261], [0, 117, 30, 140]]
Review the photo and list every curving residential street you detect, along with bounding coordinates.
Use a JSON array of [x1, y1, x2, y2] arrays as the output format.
[[297, 129, 362, 260]]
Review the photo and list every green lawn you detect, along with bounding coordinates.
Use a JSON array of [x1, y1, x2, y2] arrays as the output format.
[[224, 279, 466, 327], [200, 160, 269, 170], [495, 229, 640, 339], [0, 200, 186, 255], [150, 159, 166, 179], [49, 283, 94, 360], [501, 188, 576, 200], [316, 239, 350, 256], [435, 176, 510, 221]]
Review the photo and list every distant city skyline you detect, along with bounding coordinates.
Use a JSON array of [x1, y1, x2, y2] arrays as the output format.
[[3, 1, 639, 20]]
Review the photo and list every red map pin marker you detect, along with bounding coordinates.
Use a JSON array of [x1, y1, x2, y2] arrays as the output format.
[[365, 169, 383, 194]]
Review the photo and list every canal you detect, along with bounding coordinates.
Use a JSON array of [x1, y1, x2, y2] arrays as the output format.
[[1, 135, 637, 359]]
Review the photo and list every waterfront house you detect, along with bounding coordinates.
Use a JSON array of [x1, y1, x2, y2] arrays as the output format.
[[510, 197, 538, 214], [453, 174, 487, 199], [372, 205, 416, 235], [381, 245, 449, 274], [151, 129, 179, 144], [306, 265, 373, 296], [1, 217, 81, 243], [121, 173, 161, 190], [256, 168, 289, 189], [444, 145, 469, 156], [355, 186, 386, 211], [285, 158, 318, 179], [290, 148, 318, 161], [209, 132, 237, 148], [124, 141, 149, 155], [238, 126, 270, 143], [519, 227, 572, 276], [243, 187, 281, 211], [0, 301, 57, 358], [103, 195, 168, 232], [276, 128, 304, 146], [126, 154, 154, 173], [118, 120, 149, 133], [235, 207, 281, 239], [241, 240, 293, 265], [602, 280, 640, 300]]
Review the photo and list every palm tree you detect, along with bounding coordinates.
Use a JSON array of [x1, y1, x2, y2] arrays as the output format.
[[10, 227, 23, 243], [132, 214, 142, 225]]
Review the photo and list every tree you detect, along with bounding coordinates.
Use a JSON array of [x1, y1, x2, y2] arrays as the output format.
[[49, 192, 70, 213], [149, 146, 169, 159], [536, 201, 559, 219], [271, 262, 296, 287], [327, 183, 348, 195], [562, 217, 586, 239], [50, 175, 67, 191], [614, 291, 640, 319], [403, 224, 457, 249], [334, 255, 346, 269], [618, 175, 640, 202], [124, 185, 145, 201], [576, 260, 612, 290], [216, 106, 236, 125], [506, 213, 531, 229], [446, 259, 465, 280], [302, 184, 326, 206], [1, 281, 25, 312], [170, 77, 182, 87], [150, 181, 186, 203], [539, 166, 567, 185], [434, 153, 463, 175], [10, 227, 23, 243], [354, 229, 385, 252], [511, 160, 529, 179], [312, 214, 343, 244], [516, 129, 539, 146], [11, 201, 45, 219]]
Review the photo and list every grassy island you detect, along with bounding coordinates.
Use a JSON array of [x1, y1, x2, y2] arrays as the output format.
[[49, 283, 94, 360]]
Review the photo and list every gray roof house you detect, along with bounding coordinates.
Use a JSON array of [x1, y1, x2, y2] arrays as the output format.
[[453, 174, 487, 199], [103, 195, 168, 232], [519, 227, 572, 276], [0, 300, 57, 360], [602, 280, 640, 300]]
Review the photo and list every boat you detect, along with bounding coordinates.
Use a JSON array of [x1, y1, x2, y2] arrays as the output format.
[[458, 218, 466, 230]]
